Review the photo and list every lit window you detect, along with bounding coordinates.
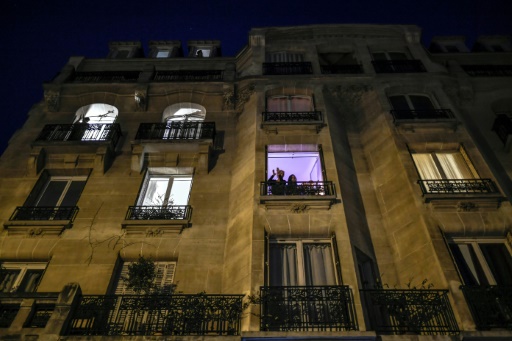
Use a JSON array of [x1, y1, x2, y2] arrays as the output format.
[[267, 144, 324, 184], [269, 239, 338, 286], [156, 50, 170, 58], [0, 263, 46, 293], [448, 239, 512, 285], [74, 103, 118, 124], [137, 168, 193, 207], [195, 48, 211, 57], [163, 103, 206, 122], [411, 149, 477, 181], [113, 261, 176, 294]]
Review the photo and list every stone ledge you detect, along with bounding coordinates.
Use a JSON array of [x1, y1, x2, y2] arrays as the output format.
[[3, 220, 72, 237], [121, 219, 190, 236], [260, 196, 338, 211]]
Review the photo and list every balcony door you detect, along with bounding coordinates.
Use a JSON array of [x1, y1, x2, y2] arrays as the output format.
[[74, 103, 118, 141], [137, 175, 192, 207]]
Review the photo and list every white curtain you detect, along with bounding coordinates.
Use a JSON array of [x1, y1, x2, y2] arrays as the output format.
[[289, 96, 312, 112], [303, 243, 336, 285], [412, 153, 442, 179], [270, 244, 298, 286], [436, 153, 474, 179], [267, 97, 288, 112]]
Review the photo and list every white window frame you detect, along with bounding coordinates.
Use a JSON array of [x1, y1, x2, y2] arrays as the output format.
[[0, 262, 47, 293], [448, 238, 512, 285], [137, 168, 193, 207]]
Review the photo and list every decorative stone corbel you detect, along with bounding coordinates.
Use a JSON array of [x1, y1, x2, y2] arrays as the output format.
[[223, 88, 235, 111], [235, 84, 255, 113], [44, 89, 60, 112], [134, 85, 148, 111]]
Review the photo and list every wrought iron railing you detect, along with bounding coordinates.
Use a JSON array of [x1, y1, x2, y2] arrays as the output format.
[[460, 285, 512, 330], [70, 71, 141, 82], [260, 181, 336, 196], [67, 294, 244, 336], [262, 111, 323, 123], [417, 179, 499, 195], [372, 60, 426, 73], [361, 289, 459, 335], [461, 65, 512, 77], [320, 65, 363, 74], [390, 109, 455, 121], [24, 304, 56, 328], [259, 286, 358, 331], [263, 62, 313, 75], [154, 70, 224, 81], [134, 122, 216, 140], [0, 293, 59, 329], [125, 205, 192, 220], [492, 114, 512, 145], [35, 123, 122, 147], [10, 206, 79, 221]]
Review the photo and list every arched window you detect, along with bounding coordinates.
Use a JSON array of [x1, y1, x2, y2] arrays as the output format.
[[162, 103, 206, 122], [74, 103, 118, 124]]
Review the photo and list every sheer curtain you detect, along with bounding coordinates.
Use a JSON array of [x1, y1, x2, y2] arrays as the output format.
[[436, 153, 474, 179], [270, 244, 298, 286], [412, 153, 442, 179], [303, 243, 336, 285]]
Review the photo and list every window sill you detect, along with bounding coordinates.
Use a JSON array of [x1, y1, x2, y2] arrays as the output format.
[[3, 220, 72, 236], [261, 122, 325, 134], [394, 119, 458, 132], [260, 196, 338, 211], [121, 219, 190, 236], [423, 193, 505, 211]]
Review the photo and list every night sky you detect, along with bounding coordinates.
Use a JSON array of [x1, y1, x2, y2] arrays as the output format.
[[1, 0, 510, 155]]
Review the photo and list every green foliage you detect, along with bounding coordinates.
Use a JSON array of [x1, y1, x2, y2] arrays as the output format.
[[122, 256, 157, 294]]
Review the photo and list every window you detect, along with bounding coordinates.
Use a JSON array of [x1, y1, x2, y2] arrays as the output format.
[[412, 148, 477, 181], [268, 239, 339, 286], [138, 174, 192, 207], [194, 48, 211, 57], [372, 52, 408, 61], [372, 51, 425, 73], [266, 144, 325, 184], [113, 261, 176, 294], [389, 94, 436, 112], [449, 240, 512, 285], [156, 50, 170, 58], [319, 52, 362, 74], [162, 103, 206, 122], [266, 95, 313, 112], [0, 263, 46, 293], [74, 103, 118, 124]]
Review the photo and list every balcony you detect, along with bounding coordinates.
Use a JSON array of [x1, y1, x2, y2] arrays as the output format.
[[260, 181, 337, 211], [372, 60, 426, 73], [261, 111, 324, 133], [34, 123, 122, 150], [122, 205, 192, 235], [320, 64, 363, 74], [134, 122, 216, 141], [263, 62, 313, 75], [9, 206, 79, 221], [492, 114, 512, 150], [69, 71, 141, 82], [259, 286, 358, 332], [4, 206, 79, 236], [390, 109, 457, 131], [361, 289, 459, 335], [460, 285, 512, 330], [461, 65, 512, 77], [154, 70, 223, 81], [68, 293, 244, 336]]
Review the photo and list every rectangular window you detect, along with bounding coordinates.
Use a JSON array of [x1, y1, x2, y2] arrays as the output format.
[[137, 171, 192, 207], [267, 144, 324, 183], [0, 263, 46, 293], [448, 240, 512, 285], [156, 50, 170, 58], [113, 261, 176, 294], [412, 149, 477, 181], [269, 239, 338, 286], [389, 95, 436, 111]]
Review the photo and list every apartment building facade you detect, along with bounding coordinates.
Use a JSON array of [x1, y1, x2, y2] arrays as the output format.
[[0, 24, 511, 340]]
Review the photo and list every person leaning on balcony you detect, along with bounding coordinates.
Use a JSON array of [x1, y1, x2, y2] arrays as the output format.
[[268, 168, 286, 195], [286, 174, 299, 195]]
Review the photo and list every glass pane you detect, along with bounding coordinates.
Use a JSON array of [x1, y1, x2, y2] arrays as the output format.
[[0, 270, 20, 293], [436, 153, 474, 179], [409, 95, 435, 111], [289, 96, 312, 111], [412, 153, 442, 180], [303, 243, 336, 285], [449, 244, 489, 285], [143, 177, 170, 206], [168, 177, 192, 205], [267, 97, 288, 112], [389, 96, 411, 110], [17, 270, 44, 292], [480, 243, 512, 285], [60, 181, 86, 206], [269, 243, 298, 286], [37, 181, 67, 207]]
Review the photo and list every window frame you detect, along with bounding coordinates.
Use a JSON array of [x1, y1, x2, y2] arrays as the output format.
[[388, 93, 439, 111], [266, 95, 314, 112], [135, 168, 193, 207], [0, 262, 47, 293]]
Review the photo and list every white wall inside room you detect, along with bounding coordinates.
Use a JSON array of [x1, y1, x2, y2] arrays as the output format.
[[267, 152, 323, 182]]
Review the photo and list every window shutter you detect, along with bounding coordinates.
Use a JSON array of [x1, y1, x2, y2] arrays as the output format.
[[155, 262, 176, 293], [331, 233, 343, 284], [114, 263, 132, 295], [24, 171, 51, 206]]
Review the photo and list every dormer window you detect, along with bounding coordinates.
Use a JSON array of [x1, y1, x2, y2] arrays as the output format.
[[156, 50, 171, 58], [187, 40, 221, 58]]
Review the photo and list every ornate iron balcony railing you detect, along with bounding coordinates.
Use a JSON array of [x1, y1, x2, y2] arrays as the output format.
[[125, 205, 192, 220], [154, 70, 223, 81], [10, 206, 79, 221], [0, 292, 59, 329], [372, 60, 426, 73], [460, 285, 512, 330], [24, 304, 56, 328], [320, 64, 363, 74], [361, 289, 459, 335], [260, 181, 336, 196], [67, 294, 244, 336], [417, 179, 499, 195], [35, 123, 122, 147], [263, 62, 313, 75], [390, 109, 455, 121], [259, 286, 358, 331], [461, 65, 512, 77], [262, 111, 323, 123], [135, 122, 216, 140], [492, 114, 512, 145], [70, 71, 141, 82]]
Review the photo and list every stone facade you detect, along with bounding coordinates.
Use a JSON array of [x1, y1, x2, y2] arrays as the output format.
[[0, 24, 511, 340]]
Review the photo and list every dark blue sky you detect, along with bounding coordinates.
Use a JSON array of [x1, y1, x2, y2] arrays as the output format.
[[1, 0, 510, 154]]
